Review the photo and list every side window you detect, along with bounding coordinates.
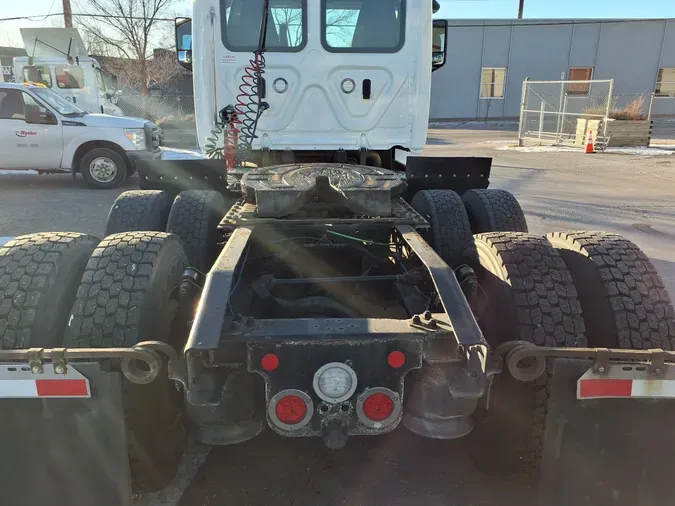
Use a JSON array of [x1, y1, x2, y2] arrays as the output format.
[[221, 0, 306, 52], [0, 90, 25, 120], [22, 65, 52, 87], [22, 92, 57, 125], [55, 65, 84, 89], [96, 69, 107, 93], [322, 0, 405, 52]]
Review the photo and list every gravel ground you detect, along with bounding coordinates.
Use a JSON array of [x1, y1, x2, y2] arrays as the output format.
[[1, 130, 674, 506]]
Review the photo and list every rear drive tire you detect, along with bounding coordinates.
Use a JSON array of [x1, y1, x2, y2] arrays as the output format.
[[468, 232, 585, 478], [410, 189, 475, 267], [80, 147, 128, 189], [0, 233, 99, 349], [105, 190, 173, 236], [462, 189, 528, 233], [166, 190, 230, 272], [64, 232, 188, 492], [547, 231, 675, 349]]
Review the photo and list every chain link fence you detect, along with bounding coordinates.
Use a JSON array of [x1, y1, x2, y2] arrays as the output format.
[[519, 79, 675, 148], [117, 93, 195, 126], [518, 79, 614, 146]]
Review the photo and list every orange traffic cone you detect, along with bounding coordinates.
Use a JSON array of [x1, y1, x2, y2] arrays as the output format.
[[585, 130, 596, 154]]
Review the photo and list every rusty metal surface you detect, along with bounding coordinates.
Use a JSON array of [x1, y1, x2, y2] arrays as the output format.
[[539, 359, 675, 506], [0, 363, 131, 506]]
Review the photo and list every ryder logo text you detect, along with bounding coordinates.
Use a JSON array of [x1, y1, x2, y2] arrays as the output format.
[[15, 130, 38, 138]]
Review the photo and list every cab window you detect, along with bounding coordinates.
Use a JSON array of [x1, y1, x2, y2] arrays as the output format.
[[55, 65, 84, 89], [0, 90, 56, 124], [22, 65, 52, 87], [221, 0, 306, 52], [22, 92, 57, 124], [322, 0, 405, 52]]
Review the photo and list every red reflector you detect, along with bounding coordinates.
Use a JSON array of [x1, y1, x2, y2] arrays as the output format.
[[275, 395, 308, 425], [387, 350, 406, 369], [261, 353, 279, 372], [579, 379, 633, 398], [35, 379, 89, 397], [362, 393, 395, 421]]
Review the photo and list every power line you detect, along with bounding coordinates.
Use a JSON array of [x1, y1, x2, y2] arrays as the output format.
[[0, 12, 175, 23]]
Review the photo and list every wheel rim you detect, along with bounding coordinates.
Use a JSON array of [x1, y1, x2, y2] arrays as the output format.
[[89, 157, 118, 183]]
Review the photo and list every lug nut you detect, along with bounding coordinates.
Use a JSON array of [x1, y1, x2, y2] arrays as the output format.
[[31, 365, 41, 374], [55, 365, 65, 374], [423, 310, 432, 320], [412, 315, 421, 324]]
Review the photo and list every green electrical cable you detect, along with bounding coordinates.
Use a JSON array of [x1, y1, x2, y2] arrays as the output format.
[[325, 229, 392, 246]]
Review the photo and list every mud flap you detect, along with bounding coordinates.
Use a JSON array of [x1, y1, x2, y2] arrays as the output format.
[[0, 363, 131, 506], [539, 359, 675, 506], [136, 159, 230, 193]]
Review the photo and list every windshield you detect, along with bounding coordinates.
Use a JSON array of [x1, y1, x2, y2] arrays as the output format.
[[32, 87, 86, 116]]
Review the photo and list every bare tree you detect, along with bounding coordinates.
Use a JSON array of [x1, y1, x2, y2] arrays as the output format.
[[75, 0, 174, 95]]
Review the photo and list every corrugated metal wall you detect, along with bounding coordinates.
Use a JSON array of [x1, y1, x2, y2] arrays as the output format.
[[430, 19, 675, 120]]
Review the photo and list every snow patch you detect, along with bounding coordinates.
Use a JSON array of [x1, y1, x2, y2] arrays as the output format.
[[161, 147, 207, 160], [0, 170, 38, 176], [498, 145, 674, 156]]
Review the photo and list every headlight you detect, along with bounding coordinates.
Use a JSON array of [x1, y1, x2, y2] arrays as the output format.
[[313, 362, 358, 404], [124, 128, 146, 149]]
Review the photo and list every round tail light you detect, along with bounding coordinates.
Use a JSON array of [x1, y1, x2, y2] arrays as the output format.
[[363, 393, 395, 421], [356, 388, 402, 428], [268, 389, 313, 431]]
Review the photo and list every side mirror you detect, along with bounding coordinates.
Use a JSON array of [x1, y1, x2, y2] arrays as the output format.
[[175, 18, 193, 71], [432, 20, 448, 72], [105, 91, 113, 99]]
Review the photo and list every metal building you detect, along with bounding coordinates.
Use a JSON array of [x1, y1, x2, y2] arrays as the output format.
[[430, 18, 675, 120]]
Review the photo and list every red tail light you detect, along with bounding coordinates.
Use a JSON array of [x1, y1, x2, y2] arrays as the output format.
[[275, 395, 307, 424], [356, 387, 402, 427], [261, 353, 279, 372], [363, 393, 395, 421], [387, 351, 406, 369], [268, 389, 313, 431]]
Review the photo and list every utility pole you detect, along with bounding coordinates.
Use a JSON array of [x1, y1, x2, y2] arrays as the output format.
[[62, 0, 73, 28], [518, 0, 525, 19]]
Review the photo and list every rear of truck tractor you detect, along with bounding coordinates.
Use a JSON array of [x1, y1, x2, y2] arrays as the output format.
[[1, 159, 674, 506]]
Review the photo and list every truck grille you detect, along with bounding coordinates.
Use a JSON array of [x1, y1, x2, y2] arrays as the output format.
[[144, 123, 162, 150]]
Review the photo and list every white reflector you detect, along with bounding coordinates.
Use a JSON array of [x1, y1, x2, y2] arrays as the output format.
[[0, 364, 91, 399], [577, 363, 675, 400]]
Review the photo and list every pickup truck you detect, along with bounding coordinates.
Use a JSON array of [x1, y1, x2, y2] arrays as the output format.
[[0, 82, 161, 189]]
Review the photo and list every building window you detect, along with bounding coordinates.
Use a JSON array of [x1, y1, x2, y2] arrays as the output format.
[[480, 68, 506, 99], [656, 68, 675, 97], [567, 67, 593, 95], [55, 65, 84, 89], [321, 0, 405, 53]]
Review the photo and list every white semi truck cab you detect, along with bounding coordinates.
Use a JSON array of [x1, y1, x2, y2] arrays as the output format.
[[175, 0, 447, 168], [14, 28, 123, 116]]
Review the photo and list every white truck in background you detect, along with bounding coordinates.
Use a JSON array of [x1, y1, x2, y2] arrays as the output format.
[[14, 28, 124, 116], [0, 81, 161, 188]]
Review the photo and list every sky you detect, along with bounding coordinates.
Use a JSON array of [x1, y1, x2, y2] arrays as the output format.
[[1, 0, 674, 48]]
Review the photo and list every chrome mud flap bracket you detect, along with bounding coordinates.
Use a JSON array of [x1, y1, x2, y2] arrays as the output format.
[[0, 362, 131, 506]]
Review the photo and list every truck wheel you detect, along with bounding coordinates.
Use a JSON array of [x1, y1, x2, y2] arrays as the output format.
[[105, 190, 173, 236], [166, 190, 230, 272], [410, 189, 475, 267], [547, 231, 675, 349], [462, 189, 528, 233], [80, 148, 128, 189], [64, 232, 188, 492], [468, 232, 585, 478], [0, 233, 99, 349]]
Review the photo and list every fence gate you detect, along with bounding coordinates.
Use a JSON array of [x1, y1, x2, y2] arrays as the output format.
[[518, 79, 614, 147]]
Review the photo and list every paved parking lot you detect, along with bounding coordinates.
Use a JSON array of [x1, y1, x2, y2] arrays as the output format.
[[1, 128, 674, 506]]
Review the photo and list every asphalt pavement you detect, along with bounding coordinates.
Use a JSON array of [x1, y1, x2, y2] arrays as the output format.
[[1, 129, 674, 506]]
